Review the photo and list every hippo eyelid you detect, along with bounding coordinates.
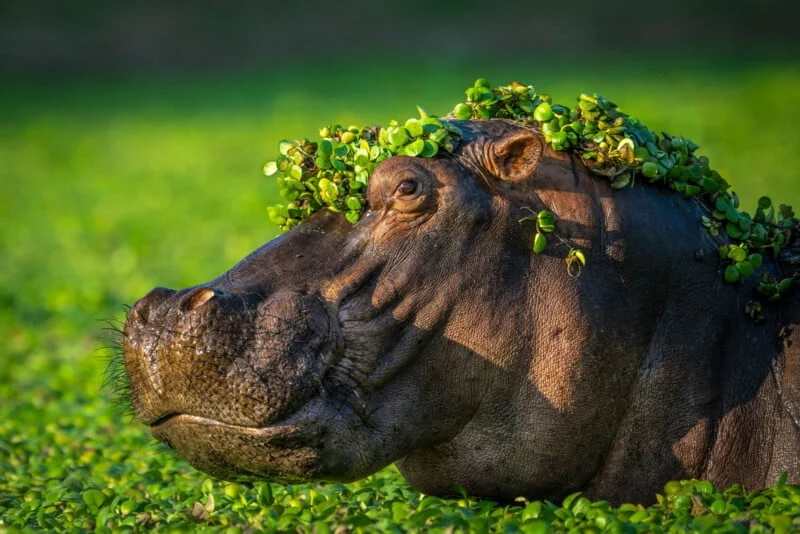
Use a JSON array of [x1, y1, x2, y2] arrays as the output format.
[[395, 179, 419, 197]]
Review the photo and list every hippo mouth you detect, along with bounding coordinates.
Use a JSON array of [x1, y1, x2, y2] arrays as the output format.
[[149, 412, 298, 436], [144, 395, 338, 482], [122, 284, 349, 481]]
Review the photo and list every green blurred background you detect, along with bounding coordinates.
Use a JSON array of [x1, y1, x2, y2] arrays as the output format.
[[1, 0, 799, 524]]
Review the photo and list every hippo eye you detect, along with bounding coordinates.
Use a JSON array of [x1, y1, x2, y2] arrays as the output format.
[[396, 180, 419, 197]]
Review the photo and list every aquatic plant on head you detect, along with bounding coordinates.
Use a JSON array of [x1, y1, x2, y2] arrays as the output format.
[[264, 78, 799, 302]]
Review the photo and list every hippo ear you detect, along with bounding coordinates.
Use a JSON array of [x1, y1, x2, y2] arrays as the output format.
[[488, 130, 543, 182]]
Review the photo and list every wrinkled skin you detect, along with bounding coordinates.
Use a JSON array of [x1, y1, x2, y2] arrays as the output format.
[[123, 120, 800, 504]]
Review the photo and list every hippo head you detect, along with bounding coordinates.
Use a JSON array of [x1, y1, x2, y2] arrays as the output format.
[[123, 119, 749, 502]]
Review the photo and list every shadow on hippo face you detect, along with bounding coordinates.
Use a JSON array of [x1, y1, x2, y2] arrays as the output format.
[[120, 119, 799, 504]]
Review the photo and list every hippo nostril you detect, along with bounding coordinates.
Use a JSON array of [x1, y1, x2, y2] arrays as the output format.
[[129, 286, 176, 326], [130, 305, 146, 325], [179, 287, 219, 312]]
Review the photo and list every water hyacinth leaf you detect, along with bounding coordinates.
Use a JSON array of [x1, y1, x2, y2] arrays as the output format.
[[263, 78, 798, 298], [82, 490, 107, 509], [780, 278, 793, 293], [617, 138, 635, 163], [533, 232, 547, 254], [737, 260, 754, 278], [263, 161, 278, 176], [728, 245, 748, 263], [684, 184, 701, 197], [320, 138, 334, 155], [404, 118, 423, 137], [346, 196, 362, 211], [641, 162, 658, 178], [279, 140, 294, 155], [420, 140, 438, 158], [749, 253, 763, 270], [334, 143, 349, 157], [267, 206, 287, 225], [726, 223, 743, 239], [611, 173, 632, 189], [403, 138, 425, 157], [290, 165, 303, 180], [387, 127, 410, 148], [550, 131, 568, 149], [533, 102, 553, 122], [567, 249, 586, 266], [318, 178, 338, 201], [725, 265, 741, 283], [537, 210, 555, 229]]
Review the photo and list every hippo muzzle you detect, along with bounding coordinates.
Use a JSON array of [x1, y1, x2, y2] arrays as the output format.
[[123, 284, 343, 480]]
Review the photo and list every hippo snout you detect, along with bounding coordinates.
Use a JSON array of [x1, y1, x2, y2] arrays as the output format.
[[123, 284, 342, 441]]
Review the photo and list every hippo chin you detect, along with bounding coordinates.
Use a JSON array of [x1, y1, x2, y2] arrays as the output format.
[[123, 119, 800, 504]]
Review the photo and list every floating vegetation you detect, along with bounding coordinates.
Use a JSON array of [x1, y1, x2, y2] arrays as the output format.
[[265, 79, 798, 300]]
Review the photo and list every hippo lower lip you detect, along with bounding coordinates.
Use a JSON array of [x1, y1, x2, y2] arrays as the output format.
[[151, 413, 295, 435]]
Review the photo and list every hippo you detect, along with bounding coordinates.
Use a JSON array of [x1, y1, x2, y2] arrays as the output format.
[[122, 119, 800, 504]]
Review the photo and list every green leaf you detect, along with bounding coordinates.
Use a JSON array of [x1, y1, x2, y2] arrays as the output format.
[[387, 127, 410, 148], [726, 222, 743, 239], [779, 278, 793, 293], [420, 140, 438, 158], [403, 138, 425, 157], [346, 196, 362, 211], [537, 210, 555, 229], [263, 161, 278, 176], [550, 131, 568, 149], [533, 102, 553, 122], [345, 210, 361, 223], [532, 232, 547, 254], [641, 162, 658, 178], [749, 253, 763, 270], [758, 196, 772, 210], [567, 249, 586, 266], [453, 103, 472, 120], [737, 260, 754, 278], [404, 118, 423, 138], [279, 140, 294, 155], [724, 265, 740, 283], [82, 490, 106, 509], [318, 139, 333, 157], [684, 184, 701, 197], [728, 245, 748, 262]]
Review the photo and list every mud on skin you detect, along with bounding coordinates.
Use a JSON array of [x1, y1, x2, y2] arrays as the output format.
[[122, 120, 800, 504]]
